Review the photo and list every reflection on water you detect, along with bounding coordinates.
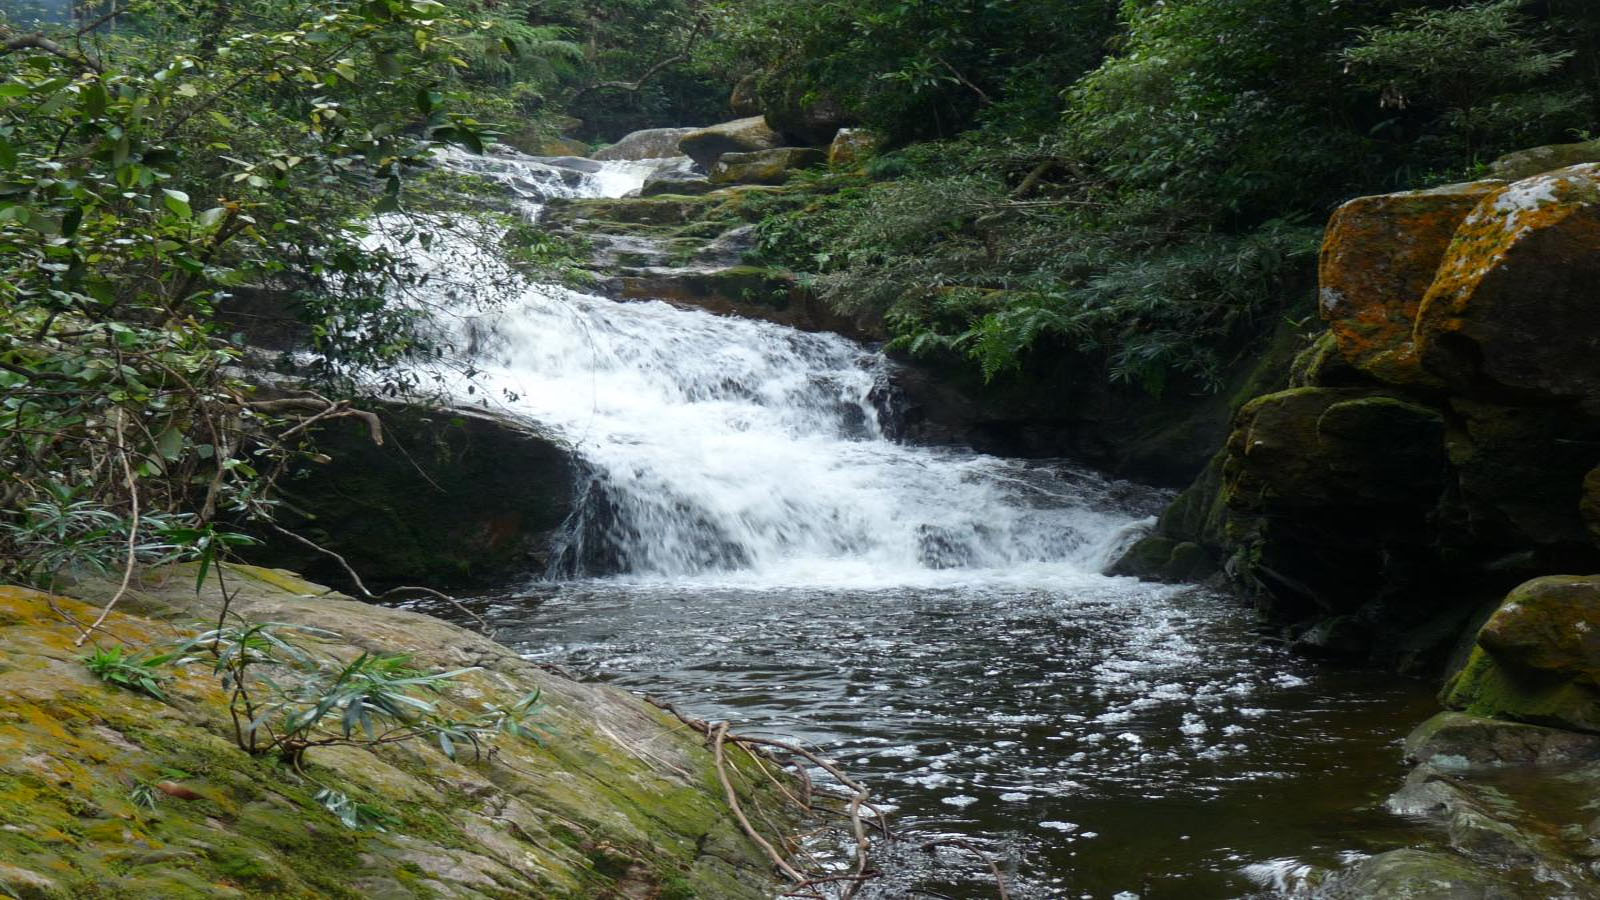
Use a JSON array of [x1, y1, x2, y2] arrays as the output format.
[[417, 580, 1437, 899]]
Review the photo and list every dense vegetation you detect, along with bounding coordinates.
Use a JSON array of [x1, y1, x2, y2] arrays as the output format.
[[727, 0, 1600, 392], [2, 0, 1596, 577]]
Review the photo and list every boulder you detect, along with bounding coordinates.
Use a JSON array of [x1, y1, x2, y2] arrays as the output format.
[[533, 135, 589, 157], [1478, 576, 1600, 684], [1489, 139, 1600, 181], [1403, 711, 1600, 771], [730, 74, 761, 117], [765, 97, 853, 146], [827, 128, 882, 169], [639, 157, 716, 197], [614, 265, 880, 340], [1317, 180, 1502, 386], [1415, 164, 1600, 412], [1224, 388, 1446, 511], [0, 570, 792, 899], [592, 126, 698, 161], [677, 117, 783, 169], [256, 403, 574, 589], [1322, 849, 1516, 899], [710, 147, 825, 185], [1444, 576, 1600, 732]]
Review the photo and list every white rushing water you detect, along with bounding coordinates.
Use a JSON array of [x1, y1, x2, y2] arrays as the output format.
[[427, 149, 1155, 588]]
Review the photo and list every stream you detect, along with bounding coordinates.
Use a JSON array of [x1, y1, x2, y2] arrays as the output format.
[[412, 150, 1440, 899]]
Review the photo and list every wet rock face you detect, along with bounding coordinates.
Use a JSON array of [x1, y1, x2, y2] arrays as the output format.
[[1125, 155, 1600, 665], [0, 568, 789, 898]]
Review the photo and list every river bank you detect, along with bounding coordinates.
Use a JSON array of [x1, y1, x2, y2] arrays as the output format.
[[0, 564, 794, 899]]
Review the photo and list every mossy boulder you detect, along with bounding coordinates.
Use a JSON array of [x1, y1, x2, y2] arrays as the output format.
[[1415, 164, 1600, 412], [0, 566, 792, 899], [592, 126, 696, 161], [256, 404, 574, 590], [677, 117, 782, 169], [1489, 139, 1600, 181], [763, 97, 852, 147], [1403, 711, 1600, 771], [1324, 849, 1518, 899], [1318, 180, 1503, 387], [710, 148, 825, 186], [826, 128, 882, 169], [1477, 576, 1600, 684], [1445, 576, 1600, 732], [1225, 388, 1446, 511]]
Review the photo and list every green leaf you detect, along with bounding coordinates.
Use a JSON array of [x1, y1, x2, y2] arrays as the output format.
[[0, 84, 28, 98], [162, 189, 192, 218], [0, 136, 15, 169]]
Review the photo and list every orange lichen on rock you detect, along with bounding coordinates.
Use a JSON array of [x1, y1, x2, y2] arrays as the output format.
[[1415, 163, 1600, 410], [1318, 179, 1503, 387]]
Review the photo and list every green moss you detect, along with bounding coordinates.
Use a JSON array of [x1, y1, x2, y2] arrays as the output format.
[[1444, 647, 1600, 733]]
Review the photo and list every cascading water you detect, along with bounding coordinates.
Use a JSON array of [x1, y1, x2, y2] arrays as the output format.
[[408, 149, 1438, 899], [431, 149, 1152, 586]]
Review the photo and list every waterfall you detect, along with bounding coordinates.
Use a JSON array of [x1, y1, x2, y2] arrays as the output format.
[[427, 148, 1157, 587]]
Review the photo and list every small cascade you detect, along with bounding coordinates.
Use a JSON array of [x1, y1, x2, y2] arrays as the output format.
[[424, 148, 1162, 586]]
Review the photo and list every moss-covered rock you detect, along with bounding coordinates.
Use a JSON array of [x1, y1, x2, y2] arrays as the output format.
[[1403, 711, 1600, 771], [0, 566, 791, 899], [1318, 180, 1502, 387], [1415, 164, 1600, 411], [677, 117, 782, 169], [826, 129, 881, 169], [1442, 577, 1600, 734], [1477, 576, 1600, 685], [1489, 139, 1600, 181], [710, 148, 825, 186], [615, 265, 880, 340], [1324, 848, 1517, 899]]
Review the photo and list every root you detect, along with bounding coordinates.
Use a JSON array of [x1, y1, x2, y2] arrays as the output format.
[[645, 695, 1010, 899]]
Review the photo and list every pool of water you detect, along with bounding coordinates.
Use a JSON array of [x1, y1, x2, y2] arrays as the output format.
[[421, 578, 1438, 899]]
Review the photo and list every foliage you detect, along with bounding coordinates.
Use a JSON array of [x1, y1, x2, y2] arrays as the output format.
[[740, 0, 1600, 395], [165, 620, 549, 762], [83, 643, 172, 700], [705, 0, 1120, 142], [0, 0, 512, 579], [1343, 0, 1586, 159]]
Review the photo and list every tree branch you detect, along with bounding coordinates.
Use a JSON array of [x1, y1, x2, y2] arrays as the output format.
[[1, 30, 104, 72]]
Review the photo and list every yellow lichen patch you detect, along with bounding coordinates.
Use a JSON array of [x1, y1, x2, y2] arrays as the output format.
[[1318, 179, 1502, 387], [1414, 164, 1600, 407]]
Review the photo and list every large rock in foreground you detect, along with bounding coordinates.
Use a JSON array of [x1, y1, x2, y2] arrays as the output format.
[[0, 566, 789, 898], [677, 117, 782, 169], [258, 403, 574, 590]]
